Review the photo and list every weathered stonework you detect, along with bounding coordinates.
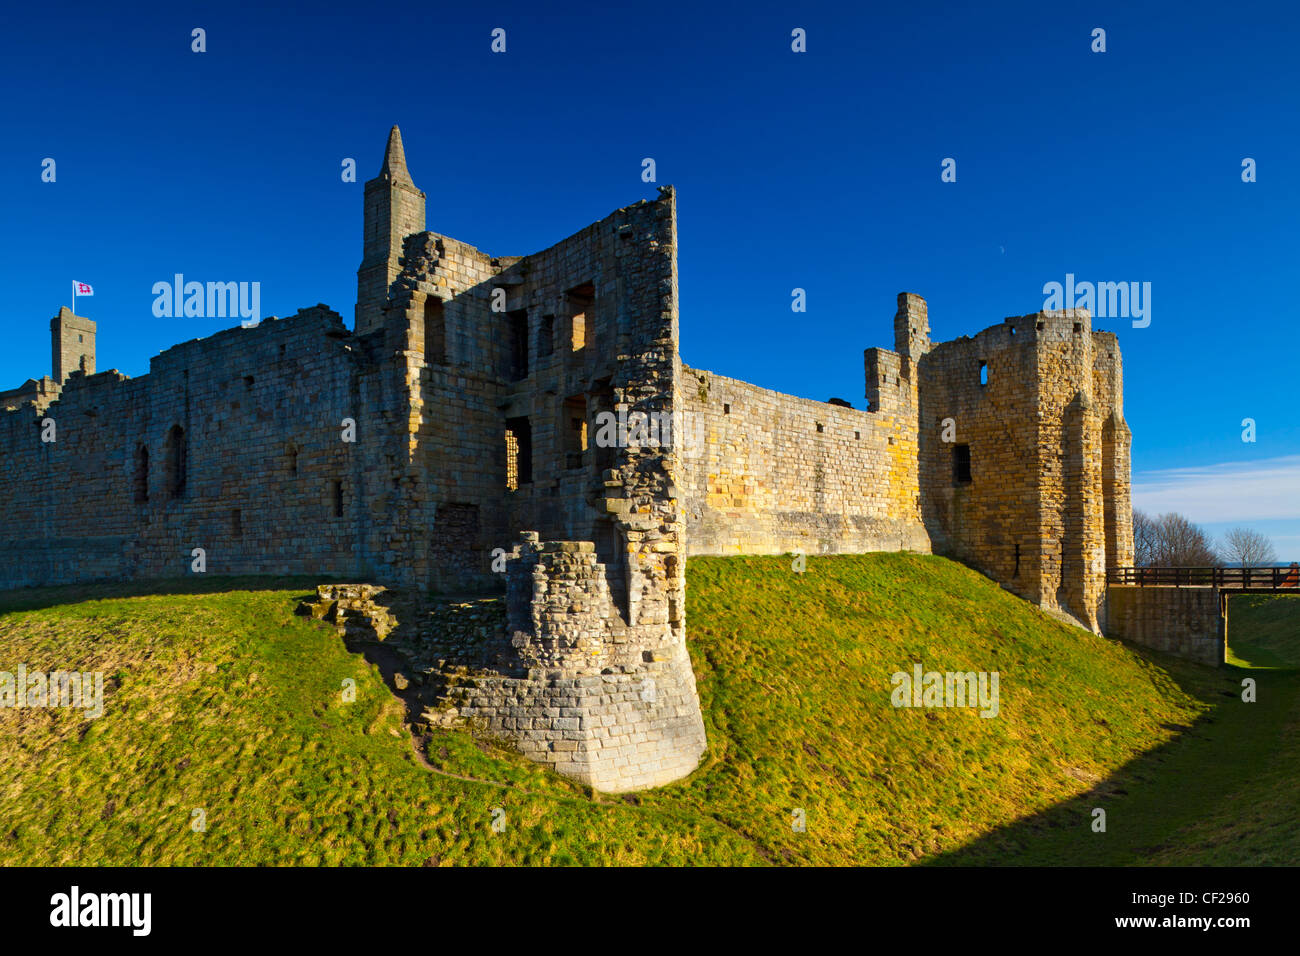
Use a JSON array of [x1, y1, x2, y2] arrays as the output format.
[[1105, 587, 1223, 666], [295, 535, 707, 793], [679, 368, 929, 557], [0, 126, 1139, 788], [440, 533, 707, 792], [915, 301, 1132, 632]]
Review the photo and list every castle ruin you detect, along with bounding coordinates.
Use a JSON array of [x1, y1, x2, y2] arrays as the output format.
[[0, 127, 1133, 791]]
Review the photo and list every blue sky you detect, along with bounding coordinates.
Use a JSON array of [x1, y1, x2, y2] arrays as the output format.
[[2, 1, 1297, 557]]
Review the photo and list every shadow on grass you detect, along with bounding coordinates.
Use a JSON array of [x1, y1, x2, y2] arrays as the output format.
[[0, 574, 349, 616], [925, 644, 1300, 866]]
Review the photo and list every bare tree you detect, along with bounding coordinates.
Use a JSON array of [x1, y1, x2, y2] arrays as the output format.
[[1219, 527, 1277, 568], [1151, 512, 1219, 567], [1133, 509, 1159, 567], [1133, 511, 1219, 567]]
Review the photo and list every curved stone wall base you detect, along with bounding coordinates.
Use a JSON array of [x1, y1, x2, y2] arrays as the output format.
[[452, 643, 707, 793]]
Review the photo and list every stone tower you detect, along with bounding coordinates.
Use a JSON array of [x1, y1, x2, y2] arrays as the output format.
[[355, 126, 426, 334], [916, 307, 1130, 633], [50, 307, 95, 383], [894, 291, 931, 361]]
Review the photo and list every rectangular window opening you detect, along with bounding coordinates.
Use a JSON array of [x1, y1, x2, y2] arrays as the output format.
[[566, 283, 595, 353], [563, 396, 588, 469], [953, 443, 972, 485], [505, 416, 533, 489]]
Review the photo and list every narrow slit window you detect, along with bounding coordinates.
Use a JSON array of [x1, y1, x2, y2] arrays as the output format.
[[425, 297, 446, 364]]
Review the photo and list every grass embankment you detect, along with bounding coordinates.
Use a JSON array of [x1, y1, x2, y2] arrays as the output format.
[[0, 557, 1295, 865]]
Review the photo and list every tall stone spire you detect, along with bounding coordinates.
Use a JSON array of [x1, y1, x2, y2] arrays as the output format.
[[380, 125, 412, 184], [356, 125, 426, 334]]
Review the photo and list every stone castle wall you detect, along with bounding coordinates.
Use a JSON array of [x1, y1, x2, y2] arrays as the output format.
[[379, 187, 684, 604], [678, 366, 928, 557], [0, 306, 397, 589], [0, 127, 1144, 790]]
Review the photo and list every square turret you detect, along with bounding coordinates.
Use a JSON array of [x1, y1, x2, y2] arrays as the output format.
[[51, 307, 95, 383]]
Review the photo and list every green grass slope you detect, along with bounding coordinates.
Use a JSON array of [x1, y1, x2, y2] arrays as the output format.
[[0, 555, 1295, 866], [1227, 593, 1300, 668]]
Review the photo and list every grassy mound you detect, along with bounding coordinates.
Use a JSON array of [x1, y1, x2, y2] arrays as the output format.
[[0, 555, 1295, 865]]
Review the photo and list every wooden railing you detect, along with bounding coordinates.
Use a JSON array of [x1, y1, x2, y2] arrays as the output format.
[[1107, 566, 1300, 589]]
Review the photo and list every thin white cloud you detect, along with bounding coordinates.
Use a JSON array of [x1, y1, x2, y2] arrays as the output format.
[[1132, 455, 1300, 524]]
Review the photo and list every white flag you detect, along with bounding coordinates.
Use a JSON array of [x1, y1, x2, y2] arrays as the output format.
[[73, 281, 94, 297]]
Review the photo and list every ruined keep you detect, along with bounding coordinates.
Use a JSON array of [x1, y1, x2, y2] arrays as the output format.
[[0, 127, 1132, 790]]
